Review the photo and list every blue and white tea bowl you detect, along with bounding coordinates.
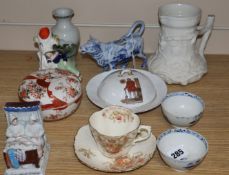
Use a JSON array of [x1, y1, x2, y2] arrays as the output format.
[[157, 128, 208, 171], [161, 91, 204, 127]]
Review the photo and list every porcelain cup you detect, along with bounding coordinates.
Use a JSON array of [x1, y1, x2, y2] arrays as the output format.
[[89, 106, 151, 158]]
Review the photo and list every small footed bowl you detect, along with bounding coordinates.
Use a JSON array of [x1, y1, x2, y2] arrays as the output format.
[[157, 128, 208, 171], [161, 92, 204, 127]]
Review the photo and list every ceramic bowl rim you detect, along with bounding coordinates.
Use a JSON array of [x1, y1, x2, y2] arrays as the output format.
[[88, 106, 142, 137], [156, 128, 208, 163], [52, 8, 74, 18], [161, 91, 205, 117], [159, 3, 201, 19]]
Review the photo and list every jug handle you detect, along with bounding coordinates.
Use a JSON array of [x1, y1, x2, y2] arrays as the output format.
[[126, 20, 145, 37], [197, 15, 215, 57]]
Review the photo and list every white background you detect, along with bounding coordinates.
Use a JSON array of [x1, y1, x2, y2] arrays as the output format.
[[0, 0, 228, 54]]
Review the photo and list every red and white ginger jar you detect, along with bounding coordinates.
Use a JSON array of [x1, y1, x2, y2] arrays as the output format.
[[18, 69, 82, 121]]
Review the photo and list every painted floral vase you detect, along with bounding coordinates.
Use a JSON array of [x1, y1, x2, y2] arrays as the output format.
[[52, 7, 80, 76]]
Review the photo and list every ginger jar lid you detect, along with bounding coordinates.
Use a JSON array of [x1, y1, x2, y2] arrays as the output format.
[[18, 69, 82, 111]]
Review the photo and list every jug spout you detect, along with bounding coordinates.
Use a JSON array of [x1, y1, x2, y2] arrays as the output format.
[[198, 15, 215, 57]]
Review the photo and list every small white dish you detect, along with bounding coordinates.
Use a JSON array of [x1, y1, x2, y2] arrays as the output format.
[[161, 92, 204, 127], [74, 125, 156, 172], [86, 69, 167, 113], [157, 128, 208, 171]]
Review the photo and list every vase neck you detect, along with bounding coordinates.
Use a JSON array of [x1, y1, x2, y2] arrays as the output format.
[[55, 17, 74, 28]]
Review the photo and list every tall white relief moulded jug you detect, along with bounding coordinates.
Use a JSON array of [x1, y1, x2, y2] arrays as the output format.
[[148, 3, 215, 85]]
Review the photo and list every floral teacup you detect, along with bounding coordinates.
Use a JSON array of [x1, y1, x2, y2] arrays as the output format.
[[89, 106, 151, 158]]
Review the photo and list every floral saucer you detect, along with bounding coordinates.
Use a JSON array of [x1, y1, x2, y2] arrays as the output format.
[[74, 125, 156, 172], [86, 69, 167, 113]]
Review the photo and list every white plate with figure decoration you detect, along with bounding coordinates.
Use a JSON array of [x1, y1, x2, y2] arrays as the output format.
[[86, 69, 167, 113], [74, 125, 156, 172]]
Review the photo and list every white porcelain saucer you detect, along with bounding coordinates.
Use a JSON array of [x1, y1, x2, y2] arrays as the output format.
[[86, 69, 167, 113], [74, 125, 156, 172]]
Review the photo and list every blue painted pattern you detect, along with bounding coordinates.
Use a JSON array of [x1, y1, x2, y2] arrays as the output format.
[[4, 101, 40, 112], [80, 21, 147, 70]]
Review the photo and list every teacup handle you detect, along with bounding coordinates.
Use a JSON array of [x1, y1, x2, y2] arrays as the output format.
[[134, 125, 151, 143]]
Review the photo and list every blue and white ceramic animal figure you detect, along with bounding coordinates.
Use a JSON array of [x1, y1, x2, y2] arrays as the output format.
[[80, 20, 147, 70]]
